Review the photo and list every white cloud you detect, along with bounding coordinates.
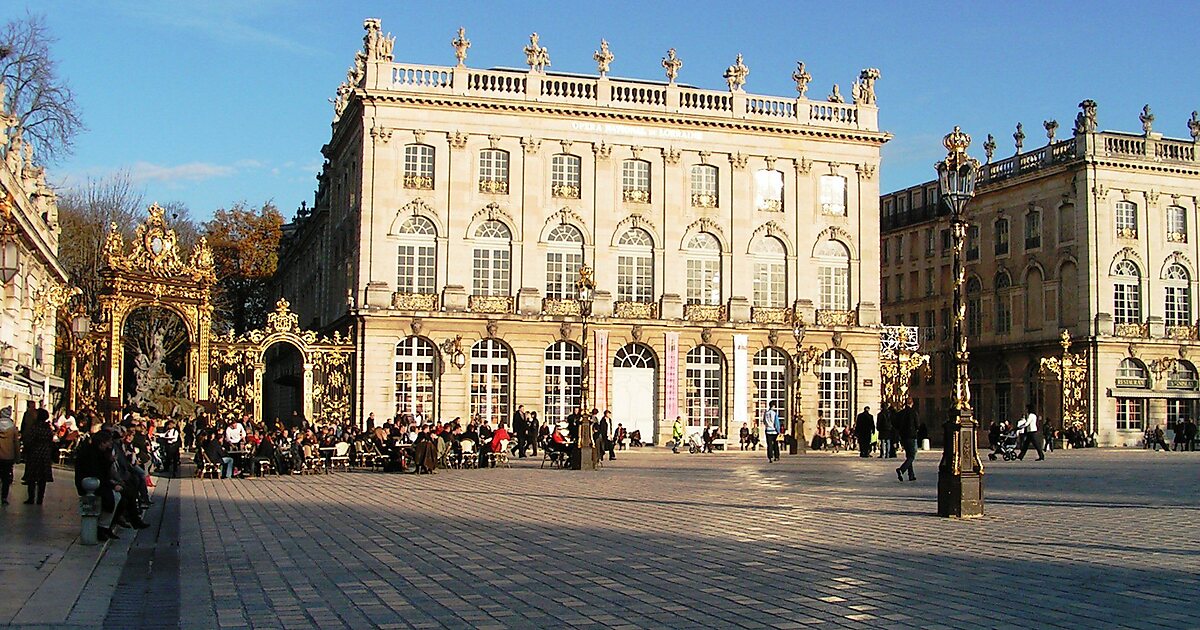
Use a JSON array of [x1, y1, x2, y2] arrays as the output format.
[[129, 161, 236, 184]]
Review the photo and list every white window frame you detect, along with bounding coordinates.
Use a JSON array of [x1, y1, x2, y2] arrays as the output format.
[[470, 340, 511, 426], [752, 237, 787, 308], [816, 240, 850, 311], [479, 149, 510, 191], [1113, 260, 1141, 324], [617, 228, 654, 303], [395, 337, 436, 416], [543, 341, 583, 426], [690, 165, 719, 207], [685, 345, 723, 429], [395, 216, 436, 295], [1164, 263, 1190, 328], [551, 154, 582, 198], [754, 169, 784, 212], [994, 218, 1009, 256], [686, 233, 721, 305], [472, 220, 512, 297], [621, 159, 651, 203], [1115, 201, 1138, 238], [403, 144, 435, 189], [1115, 397, 1144, 431], [819, 175, 846, 216], [818, 350, 852, 429], [1168, 205, 1188, 243], [753, 348, 789, 424], [545, 224, 584, 300]]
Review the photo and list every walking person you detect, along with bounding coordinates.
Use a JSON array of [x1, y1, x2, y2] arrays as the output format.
[[21, 408, 54, 505], [1017, 404, 1045, 461], [763, 401, 781, 462], [599, 411, 616, 461], [671, 417, 684, 454], [0, 407, 18, 504], [512, 405, 529, 458], [1149, 424, 1171, 452], [895, 399, 918, 481], [1186, 417, 1198, 452], [854, 407, 875, 458], [876, 404, 893, 460]]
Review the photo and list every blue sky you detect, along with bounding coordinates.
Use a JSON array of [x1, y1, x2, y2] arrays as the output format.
[[5, 1, 1199, 221]]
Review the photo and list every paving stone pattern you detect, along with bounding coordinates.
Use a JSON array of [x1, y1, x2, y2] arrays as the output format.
[[156, 449, 1200, 629]]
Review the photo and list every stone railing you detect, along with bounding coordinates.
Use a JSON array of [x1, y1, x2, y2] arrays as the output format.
[[468, 295, 513, 314], [478, 178, 509, 194], [1114, 322, 1149, 338], [1165, 325, 1198, 341], [613, 301, 658, 319], [684, 303, 727, 322], [751, 306, 792, 325], [392, 292, 439, 311], [542, 297, 582, 316], [815, 309, 857, 327], [380, 63, 879, 132]]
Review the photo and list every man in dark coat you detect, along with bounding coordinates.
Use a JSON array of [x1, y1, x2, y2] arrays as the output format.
[[598, 410, 616, 461], [75, 430, 123, 541], [512, 405, 529, 458], [894, 400, 919, 481], [854, 406, 875, 458], [876, 405, 893, 459]]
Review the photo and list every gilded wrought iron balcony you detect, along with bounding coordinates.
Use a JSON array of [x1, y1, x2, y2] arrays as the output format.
[[1166, 324, 1198, 340], [751, 306, 792, 325], [478, 178, 509, 194], [613, 300, 658, 319], [758, 199, 783, 212], [392, 292, 439, 311], [542, 297, 582, 316], [468, 294, 513, 313], [1116, 226, 1138, 239], [684, 303, 726, 322], [690, 192, 718, 208], [819, 202, 845, 216], [403, 174, 434, 190], [551, 183, 581, 199], [622, 188, 651, 204], [815, 309, 857, 327], [1114, 321, 1149, 338], [1168, 231, 1187, 243]]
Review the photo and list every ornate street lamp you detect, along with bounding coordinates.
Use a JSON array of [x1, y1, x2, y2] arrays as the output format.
[[791, 319, 823, 454], [67, 306, 92, 412], [573, 264, 597, 470], [0, 201, 18, 285], [935, 127, 984, 518], [440, 335, 467, 369]]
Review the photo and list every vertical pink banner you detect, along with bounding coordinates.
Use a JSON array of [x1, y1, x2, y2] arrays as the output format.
[[665, 332, 679, 422], [595, 329, 609, 411]]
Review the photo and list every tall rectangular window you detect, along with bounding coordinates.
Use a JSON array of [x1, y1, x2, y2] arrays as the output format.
[[819, 176, 846, 216], [1024, 211, 1041, 249], [396, 244, 435, 294], [1116, 398, 1144, 431], [755, 169, 784, 211], [994, 219, 1009, 256], [967, 225, 980, 260], [925, 228, 935, 256], [617, 254, 653, 303], [686, 258, 721, 305], [478, 149, 510, 194], [690, 165, 719, 207], [403, 144, 435, 189], [551, 154, 582, 199], [1115, 201, 1138, 239], [1168, 206, 1188, 243], [621, 160, 651, 203]]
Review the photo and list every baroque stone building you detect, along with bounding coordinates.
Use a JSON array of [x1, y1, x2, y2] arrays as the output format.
[[0, 87, 70, 412], [881, 101, 1200, 446], [275, 19, 889, 444]]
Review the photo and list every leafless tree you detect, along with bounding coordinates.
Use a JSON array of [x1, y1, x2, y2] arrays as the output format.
[[0, 14, 85, 163], [57, 171, 144, 315]]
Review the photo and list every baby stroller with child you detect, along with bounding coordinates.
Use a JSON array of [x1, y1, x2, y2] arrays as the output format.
[[988, 425, 1019, 461]]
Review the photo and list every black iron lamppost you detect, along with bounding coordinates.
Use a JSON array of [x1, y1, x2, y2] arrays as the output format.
[[572, 264, 597, 470], [790, 320, 822, 455], [935, 126, 984, 518]]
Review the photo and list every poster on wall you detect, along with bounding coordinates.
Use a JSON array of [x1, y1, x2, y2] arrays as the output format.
[[664, 332, 679, 422]]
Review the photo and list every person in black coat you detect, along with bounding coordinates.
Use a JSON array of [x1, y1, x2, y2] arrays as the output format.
[[894, 400, 919, 481], [21, 408, 54, 504], [876, 406, 893, 459], [599, 411, 616, 461], [527, 411, 540, 456], [75, 431, 123, 541], [512, 405, 529, 458], [854, 407, 875, 458]]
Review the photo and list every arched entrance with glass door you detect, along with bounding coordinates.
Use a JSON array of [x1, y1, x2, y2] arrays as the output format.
[[612, 343, 657, 444]]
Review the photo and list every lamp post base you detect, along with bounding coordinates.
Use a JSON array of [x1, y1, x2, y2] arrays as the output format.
[[570, 416, 598, 470], [937, 410, 984, 518]]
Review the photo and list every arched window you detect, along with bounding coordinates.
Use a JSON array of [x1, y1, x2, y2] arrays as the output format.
[[614, 343, 657, 368], [817, 350, 852, 428], [685, 345, 723, 429], [394, 337, 436, 415], [1112, 259, 1141, 324], [995, 270, 1012, 334], [395, 216, 436, 295], [551, 154, 582, 199], [752, 236, 787, 308], [753, 348, 789, 424], [966, 277, 982, 336], [622, 159, 651, 203], [755, 169, 784, 211], [1168, 205, 1188, 243], [543, 341, 582, 425], [470, 339, 510, 425], [545, 224, 583, 299], [686, 233, 721, 305], [1115, 200, 1138, 239], [994, 218, 1009, 256], [617, 228, 654, 303], [403, 144, 435, 189], [1025, 267, 1044, 331], [478, 149, 510, 194], [1165, 262, 1191, 328], [816, 240, 850, 311], [690, 165, 719, 207], [1117, 358, 1149, 387], [819, 175, 846, 216], [472, 220, 512, 296]]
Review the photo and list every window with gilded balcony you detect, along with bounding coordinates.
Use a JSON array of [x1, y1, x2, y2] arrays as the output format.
[[816, 239, 850, 311], [1168, 205, 1188, 243], [754, 169, 784, 212], [994, 218, 1009, 256], [1112, 259, 1141, 324], [752, 236, 787, 308], [395, 216, 436, 296], [617, 227, 654, 304], [403, 144, 435, 190], [621, 159, 651, 203], [545, 223, 584, 300], [551, 154, 582, 199], [478, 149, 510, 194], [819, 175, 847, 216], [685, 232, 721, 305], [472, 220, 512, 297], [690, 165, 719, 208], [1024, 210, 1041, 250], [1115, 201, 1138, 239], [1165, 263, 1191, 328]]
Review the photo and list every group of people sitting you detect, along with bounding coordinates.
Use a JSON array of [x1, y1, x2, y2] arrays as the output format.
[[73, 424, 156, 541]]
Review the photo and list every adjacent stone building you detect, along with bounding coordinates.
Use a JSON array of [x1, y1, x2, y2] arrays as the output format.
[[881, 101, 1200, 446], [276, 19, 889, 444]]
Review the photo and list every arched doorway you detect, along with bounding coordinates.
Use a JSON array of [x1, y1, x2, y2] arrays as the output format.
[[817, 349, 854, 429], [121, 305, 195, 417], [263, 342, 304, 429], [543, 341, 583, 426], [612, 343, 657, 444]]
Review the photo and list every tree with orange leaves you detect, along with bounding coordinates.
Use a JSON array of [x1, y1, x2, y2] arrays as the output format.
[[203, 202, 284, 333]]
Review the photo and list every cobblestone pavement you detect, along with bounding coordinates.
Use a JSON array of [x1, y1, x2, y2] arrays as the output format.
[[13, 448, 1200, 628]]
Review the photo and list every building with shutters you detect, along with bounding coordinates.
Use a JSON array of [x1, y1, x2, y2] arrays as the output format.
[[880, 101, 1200, 446], [274, 19, 889, 445]]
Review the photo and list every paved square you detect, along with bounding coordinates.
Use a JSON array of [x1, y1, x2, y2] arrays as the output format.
[[63, 450, 1200, 628]]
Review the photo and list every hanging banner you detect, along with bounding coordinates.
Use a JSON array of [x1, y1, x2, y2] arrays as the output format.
[[734, 334, 749, 427], [595, 329, 609, 411], [664, 332, 679, 422]]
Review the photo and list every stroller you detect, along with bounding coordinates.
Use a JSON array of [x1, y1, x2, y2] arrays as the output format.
[[686, 432, 704, 454], [988, 427, 1019, 461]]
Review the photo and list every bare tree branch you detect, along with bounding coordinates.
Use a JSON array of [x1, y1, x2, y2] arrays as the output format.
[[0, 13, 84, 163]]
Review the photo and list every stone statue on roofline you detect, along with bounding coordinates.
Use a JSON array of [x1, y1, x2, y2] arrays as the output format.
[[852, 68, 880, 105], [827, 84, 843, 103], [524, 33, 550, 73], [662, 48, 683, 84], [593, 39, 613, 77], [452, 28, 470, 66], [791, 61, 811, 98], [363, 18, 395, 62], [1073, 99, 1098, 135], [723, 54, 749, 92]]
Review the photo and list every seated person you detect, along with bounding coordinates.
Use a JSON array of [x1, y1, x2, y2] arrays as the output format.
[[545, 423, 571, 456], [202, 432, 234, 479], [629, 430, 642, 447], [253, 434, 281, 475]]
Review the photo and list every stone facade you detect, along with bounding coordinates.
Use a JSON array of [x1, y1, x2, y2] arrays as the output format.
[[881, 102, 1200, 446], [0, 91, 69, 413], [275, 19, 889, 444]]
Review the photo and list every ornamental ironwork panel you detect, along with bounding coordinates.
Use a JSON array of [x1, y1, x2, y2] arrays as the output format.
[[478, 178, 509, 194], [816, 309, 857, 327], [542, 297, 582, 316], [403, 175, 434, 190], [613, 301, 658, 319], [469, 295, 513, 313], [751, 307, 792, 325], [1113, 322, 1149, 338], [392, 292, 439, 311], [1165, 325, 1198, 341], [684, 303, 726, 322], [622, 189, 650, 204], [690, 193, 718, 208], [551, 184, 581, 199]]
